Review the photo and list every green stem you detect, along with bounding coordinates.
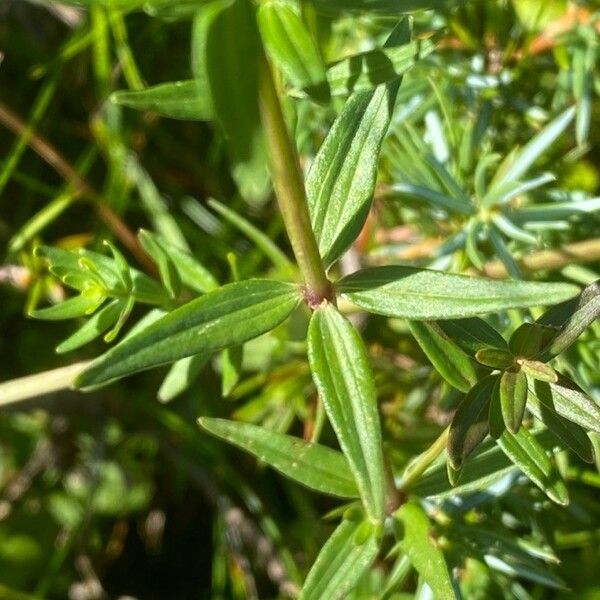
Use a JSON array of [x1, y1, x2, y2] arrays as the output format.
[[399, 427, 449, 491], [257, 56, 331, 305]]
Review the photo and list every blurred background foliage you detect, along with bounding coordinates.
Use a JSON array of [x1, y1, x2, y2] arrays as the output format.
[[0, 0, 599, 598]]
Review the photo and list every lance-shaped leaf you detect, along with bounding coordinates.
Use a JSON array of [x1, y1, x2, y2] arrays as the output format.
[[526, 386, 594, 463], [258, 0, 329, 101], [437, 317, 508, 355], [111, 80, 214, 121], [30, 295, 105, 321], [537, 280, 600, 360], [307, 20, 409, 267], [139, 230, 219, 295], [75, 280, 300, 389], [158, 353, 211, 403], [509, 322, 557, 359], [497, 427, 569, 505], [500, 370, 528, 433], [311, 0, 464, 13], [529, 377, 600, 434], [489, 107, 576, 193], [338, 267, 579, 320], [56, 299, 123, 354], [408, 321, 478, 392], [448, 375, 498, 469], [413, 430, 558, 499], [324, 37, 436, 96], [308, 304, 385, 522], [394, 502, 454, 600], [199, 417, 359, 497], [194, 0, 269, 203], [299, 519, 379, 600]]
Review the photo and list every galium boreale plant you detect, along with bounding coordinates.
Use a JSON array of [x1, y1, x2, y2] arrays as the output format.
[[3, 0, 600, 597]]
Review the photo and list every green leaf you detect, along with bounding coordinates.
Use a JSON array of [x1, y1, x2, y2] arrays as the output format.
[[497, 427, 569, 505], [307, 20, 408, 267], [509, 322, 557, 359], [308, 304, 385, 523], [537, 280, 600, 360], [408, 321, 478, 392], [221, 345, 243, 397], [488, 381, 505, 440], [529, 377, 600, 434], [311, 0, 463, 14], [157, 353, 210, 403], [208, 199, 292, 271], [199, 417, 359, 497], [324, 37, 435, 97], [138, 230, 181, 300], [412, 430, 558, 499], [194, 0, 270, 203], [489, 107, 576, 192], [475, 348, 513, 369], [56, 299, 123, 354], [526, 386, 594, 463], [299, 519, 379, 600], [518, 360, 558, 383], [111, 80, 213, 120], [30, 294, 104, 321], [75, 280, 300, 389], [337, 267, 579, 320], [258, 0, 329, 101], [448, 375, 497, 469], [500, 369, 528, 434], [394, 502, 454, 600], [437, 317, 508, 355], [149, 233, 219, 295], [36, 245, 167, 305]]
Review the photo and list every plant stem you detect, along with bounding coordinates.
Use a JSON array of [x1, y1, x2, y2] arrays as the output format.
[[257, 57, 331, 305], [398, 427, 449, 491]]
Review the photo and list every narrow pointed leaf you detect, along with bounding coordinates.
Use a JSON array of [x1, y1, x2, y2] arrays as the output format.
[[30, 295, 104, 321], [537, 280, 600, 360], [488, 380, 505, 440], [500, 370, 528, 433], [497, 427, 569, 505], [490, 107, 576, 192], [526, 386, 594, 463], [199, 417, 359, 497], [408, 321, 478, 392], [75, 280, 300, 389], [311, 0, 464, 14], [56, 299, 123, 354], [308, 304, 385, 522], [111, 80, 214, 120], [307, 20, 408, 267], [299, 519, 379, 600], [324, 37, 435, 96], [208, 199, 292, 271], [413, 430, 558, 499], [509, 322, 556, 359], [394, 502, 454, 600], [437, 317, 508, 355], [195, 0, 269, 203], [518, 360, 558, 383], [338, 266, 579, 320], [529, 377, 600, 434], [258, 1, 329, 101], [448, 375, 497, 469], [158, 353, 211, 403]]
